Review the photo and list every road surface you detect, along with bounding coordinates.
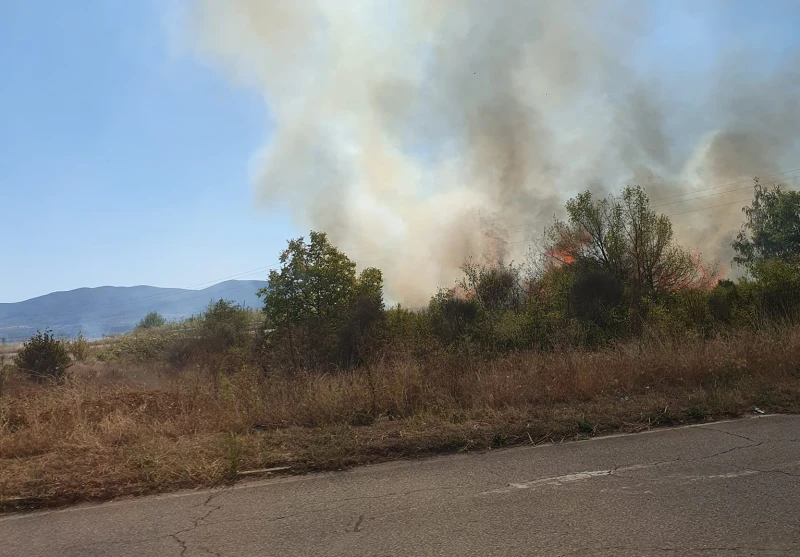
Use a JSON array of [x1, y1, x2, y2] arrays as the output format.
[[2, 415, 799, 556]]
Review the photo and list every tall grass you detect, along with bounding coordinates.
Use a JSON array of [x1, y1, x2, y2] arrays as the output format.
[[2, 325, 800, 510]]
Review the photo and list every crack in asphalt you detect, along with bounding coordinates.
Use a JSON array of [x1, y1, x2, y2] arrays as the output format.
[[30, 421, 798, 556], [490, 426, 772, 494], [348, 514, 365, 533], [479, 457, 505, 484], [193, 485, 462, 531], [727, 461, 800, 479], [694, 426, 763, 444], [167, 491, 224, 556]]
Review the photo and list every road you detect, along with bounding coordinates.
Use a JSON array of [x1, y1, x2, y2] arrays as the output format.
[[2, 415, 799, 557]]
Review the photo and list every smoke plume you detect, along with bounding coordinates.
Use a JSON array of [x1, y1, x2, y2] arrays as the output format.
[[183, 0, 800, 303]]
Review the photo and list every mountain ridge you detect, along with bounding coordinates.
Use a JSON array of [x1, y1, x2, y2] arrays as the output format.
[[0, 280, 268, 341]]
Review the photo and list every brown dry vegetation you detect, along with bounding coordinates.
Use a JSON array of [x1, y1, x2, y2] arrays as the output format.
[[3, 326, 800, 512]]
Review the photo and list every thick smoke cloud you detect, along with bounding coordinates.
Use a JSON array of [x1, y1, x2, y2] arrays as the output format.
[[184, 0, 800, 303]]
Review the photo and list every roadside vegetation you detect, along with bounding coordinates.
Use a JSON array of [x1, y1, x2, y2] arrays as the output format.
[[3, 180, 800, 510]]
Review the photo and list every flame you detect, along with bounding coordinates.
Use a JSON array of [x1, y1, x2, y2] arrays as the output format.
[[544, 248, 576, 268], [661, 252, 718, 292], [452, 284, 476, 301]]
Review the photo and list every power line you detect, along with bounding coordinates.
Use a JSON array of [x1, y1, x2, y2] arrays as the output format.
[[481, 166, 800, 233], [650, 166, 800, 203], [475, 175, 799, 242], [21, 166, 800, 329], [651, 175, 799, 210], [666, 197, 760, 218]]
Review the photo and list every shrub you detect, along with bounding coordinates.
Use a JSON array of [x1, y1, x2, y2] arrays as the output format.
[[748, 259, 800, 318], [428, 288, 480, 344], [68, 331, 90, 361], [201, 299, 253, 353], [135, 312, 167, 330], [14, 329, 72, 382], [708, 280, 738, 324], [0, 365, 7, 396]]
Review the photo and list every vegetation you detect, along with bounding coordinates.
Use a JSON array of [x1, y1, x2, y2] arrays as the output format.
[[258, 231, 384, 370], [67, 332, 90, 361], [135, 311, 167, 330], [13, 329, 72, 382], [2, 327, 799, 510], [3, 178, 800, 510], [733, 179, 800, 271]]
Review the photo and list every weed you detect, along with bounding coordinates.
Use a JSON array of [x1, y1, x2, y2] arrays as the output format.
[[2, 326, 800, 510]]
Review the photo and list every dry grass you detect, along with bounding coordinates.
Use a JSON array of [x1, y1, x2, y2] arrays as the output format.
[[2, 328, 800, 511]]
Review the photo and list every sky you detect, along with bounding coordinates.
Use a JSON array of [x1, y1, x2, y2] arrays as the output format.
[[1, 0, 799, 303], [1, 0, 290, 303]]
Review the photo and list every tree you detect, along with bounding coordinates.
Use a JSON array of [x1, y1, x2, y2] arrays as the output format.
[[261, 231, 358, 328], [732, 179, 800, 271], [258, 231, 384, 369], [340, 267, 386, 366], [135, 311, 167, 330], [545, 185, 702, 299]]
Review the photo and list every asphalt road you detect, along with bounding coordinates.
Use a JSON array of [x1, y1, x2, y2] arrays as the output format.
[[2, 415, 799, 557]]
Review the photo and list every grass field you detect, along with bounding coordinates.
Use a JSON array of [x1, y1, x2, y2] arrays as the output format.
[[2, 325, 800, 512]]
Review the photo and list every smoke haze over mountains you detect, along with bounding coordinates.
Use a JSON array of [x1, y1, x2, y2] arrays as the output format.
[[183, 0, 800, 304]]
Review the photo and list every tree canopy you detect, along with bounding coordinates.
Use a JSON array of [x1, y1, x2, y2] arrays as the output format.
[[732, 179, 800, 271], [258, 231, 384, 368], [261, 231, 360, 327], [545, 185, 704, 297]]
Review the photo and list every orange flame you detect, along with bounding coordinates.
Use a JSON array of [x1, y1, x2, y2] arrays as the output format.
[[544, 248, 576, 267], [662, 252, 717, 292], [452, 284, 476, 301]]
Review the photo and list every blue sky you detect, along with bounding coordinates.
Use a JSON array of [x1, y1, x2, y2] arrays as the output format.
[[1, 0, 291, 303], [1, 0, 798, 303]]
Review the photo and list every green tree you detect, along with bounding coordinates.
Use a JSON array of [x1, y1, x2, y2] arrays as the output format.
[[260, 231, 357, 328], [732, 179, 800, 271], [340, 267, 386, 366], [259, 231, 384, 369], [135, 311, 167, 330]]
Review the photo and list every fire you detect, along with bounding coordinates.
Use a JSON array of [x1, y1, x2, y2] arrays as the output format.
[[452, 284, 476, 301], [661, 252, 718, 292], [544, 228, 588, 268], [544, 248, 576, 267]]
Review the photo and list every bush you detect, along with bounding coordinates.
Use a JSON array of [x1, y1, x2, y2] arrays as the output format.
[[0, 354, 10, 396], [68, 331, 90, 361], [135, 312, 167, 330], [14, 329, 72, 382], [428, 288, 480, 345], [201, 299, 253, 353], [339, 291, 385, 367], [747, 259, 800, 318], [708, 280, 738, 324]]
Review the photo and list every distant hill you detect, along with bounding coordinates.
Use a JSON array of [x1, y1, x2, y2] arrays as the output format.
[[0, 280, 268, 342]]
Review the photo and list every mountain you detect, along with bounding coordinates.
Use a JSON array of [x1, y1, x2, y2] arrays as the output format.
[[0, 280, 268, 342]]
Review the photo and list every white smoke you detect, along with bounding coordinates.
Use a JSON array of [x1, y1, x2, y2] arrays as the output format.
[[180, 0, 800, 301]]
